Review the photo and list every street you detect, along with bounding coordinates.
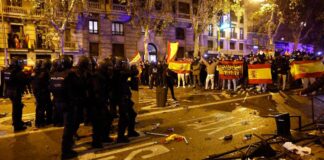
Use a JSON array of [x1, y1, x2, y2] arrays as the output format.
[[1, 87, 324, 160]]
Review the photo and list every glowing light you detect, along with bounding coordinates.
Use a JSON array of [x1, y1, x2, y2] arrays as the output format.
[[317, 51, 322, 55]]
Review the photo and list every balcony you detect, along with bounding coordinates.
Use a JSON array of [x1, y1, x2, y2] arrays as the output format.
[[88, 1, 103, 11], [64, 42, 77, 49], [3, 6, 28, 17], [178, 13, 190, 19], [112, 4, 127, 12], [31, 9, 45, 18]]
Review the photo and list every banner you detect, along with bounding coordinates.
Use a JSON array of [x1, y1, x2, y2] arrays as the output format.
[[166, 42, 179, 63], [248, 64, 272, 84], [168, 61, 191, 74], [290, 60, 324, 79], [129, 51, 141, 65], [218, 61, 243, 79]]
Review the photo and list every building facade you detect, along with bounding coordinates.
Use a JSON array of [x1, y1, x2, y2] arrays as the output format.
[[0, 0, 247, 67]]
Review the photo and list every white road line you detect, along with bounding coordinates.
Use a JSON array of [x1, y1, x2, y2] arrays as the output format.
[[217, 125, 265, 140], [79, 142, 157, 159], [212, 95, 221, 101], [138, 94, 271, 118], [189, 117, 235, 130], [179, 113, 226, 123]]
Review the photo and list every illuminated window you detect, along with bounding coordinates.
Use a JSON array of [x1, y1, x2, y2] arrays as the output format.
[[208, 24, 213, 36], [89, 20, 98, 34], [112, 22, 124, 35]]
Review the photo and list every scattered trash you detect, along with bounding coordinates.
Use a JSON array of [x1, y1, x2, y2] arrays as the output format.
[[145, 132, 169, 137], [162, 134, 188, 144], [205, 137, 212, 141], [151, 123, 160, 130], [283, 142, 311, 156], [243, 134, 252, 140], [223, 135, 233, 141], [167, 128, 175, 132], [241, 121, 249, 125], [0, 113, 7, 118]]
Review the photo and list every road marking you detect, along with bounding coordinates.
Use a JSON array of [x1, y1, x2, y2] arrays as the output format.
[[79, 142, 157, 159], [179, 113, 226, 123], [212, 95, 221, 101], [217, 125, 265, 140], [138, 93, 271, 118], [124, 145, 169, 160], [188, 117, 235, 130]]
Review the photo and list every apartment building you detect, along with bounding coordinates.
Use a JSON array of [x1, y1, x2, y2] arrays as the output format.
[[0, 0, 247, 67], [202, 10, 248, 56]]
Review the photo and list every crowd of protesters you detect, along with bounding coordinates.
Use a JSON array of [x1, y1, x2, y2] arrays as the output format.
[[139, 50, 324, 94]]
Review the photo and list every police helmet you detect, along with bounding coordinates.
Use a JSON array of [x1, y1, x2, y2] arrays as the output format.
[[10, 58, 24, 70], [35, 59, 43, 72], [41, 59, 52, 71], [61, 56, 73, 70], [77, 56, 90, 71], [51, 59, 62, 72]]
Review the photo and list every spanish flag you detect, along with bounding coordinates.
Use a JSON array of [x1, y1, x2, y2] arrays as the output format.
[[129, 51, 141, 65], [248, 64, 272, 84], [168, 61, 191, 74], [290, 60, 324, 80], [166, 42, 179, 63]]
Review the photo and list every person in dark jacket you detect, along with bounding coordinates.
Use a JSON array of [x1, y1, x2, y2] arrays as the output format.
[[165, 68, 177, 101], [4, 58, 28, 132]]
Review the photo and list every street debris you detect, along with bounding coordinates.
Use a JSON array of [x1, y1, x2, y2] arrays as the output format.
[[223, 135, 233, 141], [167, 128, 175, 132], [0, 113, 7, 118], [283, 142, 311, 156], [205, 137, 212, 141], [243, 134, 252, 140], [162, 134, 189, 144], [145, 132, 169, 137], [241, 120, 249, 125], [151, 123, 160, 130]]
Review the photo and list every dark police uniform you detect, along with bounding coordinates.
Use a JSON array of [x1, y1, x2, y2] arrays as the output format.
[[4, 63, 27, 131]]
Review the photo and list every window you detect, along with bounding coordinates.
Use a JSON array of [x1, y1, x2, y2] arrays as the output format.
[[239, 28, 244, 39], [7, 0, 22, 6], [208, 24, 213, 36], [230, 41, 236, 50], [155, 0, 162, 10], [89, 20, 98, 34], [220, 30, 225, 37], [230, 10, 237, 22], [178, 2, 190, 14], [239, 43, 244, 50], [112, 22, 124, 35], [208, 40, 213, 50], [112, 43, 125, 57], [240, 16, 244, 23], [220, 40, 224, 49], [89, 43, 99, 56], [230, 27, 237, 39], [176, 28, 185, 40], [177, 47, 185, 59], [65, 29, 71, 42]]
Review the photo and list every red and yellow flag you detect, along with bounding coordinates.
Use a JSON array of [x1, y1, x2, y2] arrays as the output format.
[[248, 64, 272, 84], [218, 61, 243, 79], [129, 51, 141, 65], [166, 42, 179, 63], [168, 61, 191, 74], [290, 60, 324, 79]]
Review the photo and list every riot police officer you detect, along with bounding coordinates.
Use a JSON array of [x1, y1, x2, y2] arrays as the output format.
[[90, 58, 114, 148], [49, 59, 66, 127], [32, 59, 52, 128], [116, 59, 139, 143], [61, 56, 91, 159], [4, 58, 28, 132]]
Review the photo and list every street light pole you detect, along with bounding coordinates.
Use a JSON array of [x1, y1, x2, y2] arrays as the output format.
[[0, 0, 8, 67]]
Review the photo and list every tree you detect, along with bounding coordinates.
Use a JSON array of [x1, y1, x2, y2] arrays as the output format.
[[32, 0, 86, 56], [191, 0, 223, 57], [284, 0, 324, 50], [119, 0, 175, 60], [251, 0, 287, 47]]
